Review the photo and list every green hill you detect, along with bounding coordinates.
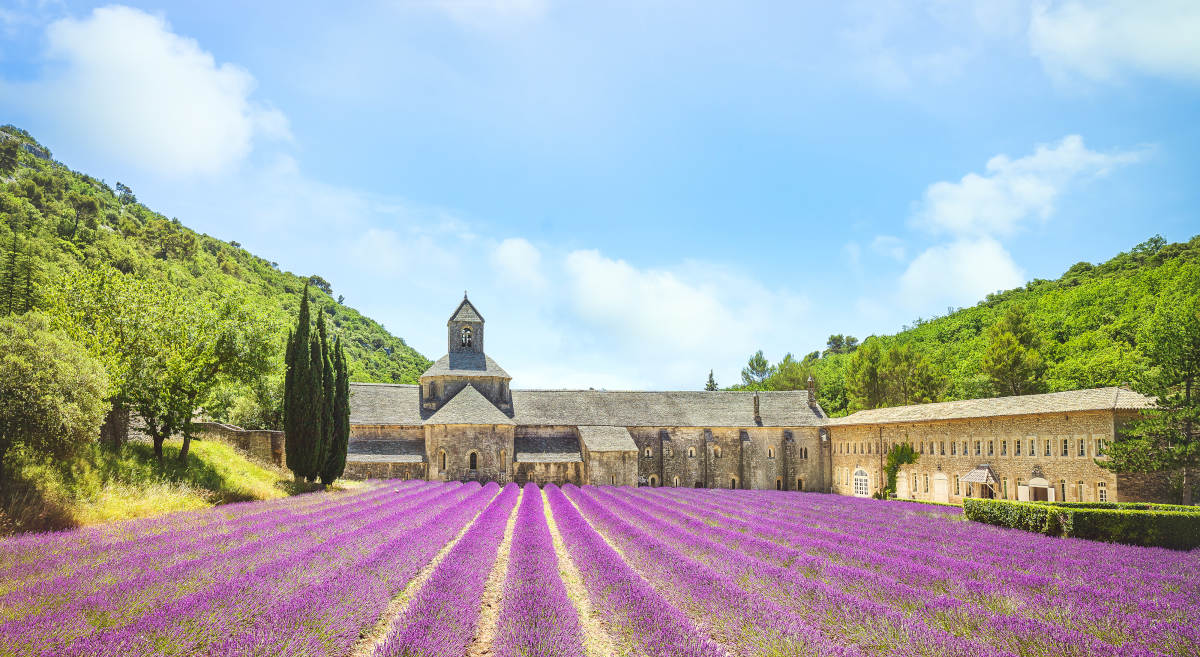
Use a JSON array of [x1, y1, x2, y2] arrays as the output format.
[[0, 125, 431, 425], [743, 234, 1200, 416]]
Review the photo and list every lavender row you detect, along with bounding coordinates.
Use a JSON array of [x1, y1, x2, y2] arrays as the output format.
[[493, 483, 585, 657], [0, 482, 462, 655], [569, 484, 976, 657], [0, 482, 419, 620], [207, 482, 502, 657], [638, 487, 1196, 656], [544, 484, 728, 657], [0, 481, 430, 630], [373, 482, 521, 657]]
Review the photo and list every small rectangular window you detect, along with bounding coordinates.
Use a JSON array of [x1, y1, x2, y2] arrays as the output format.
[[1001, 440, 1008, 456], [1061, 438, 1068, 457], [955, 475, 960, 495], [1002, 478, 1009, 499], [1098, 482, 1107, 502], [1015, 440, 1021, 456], [988, 440, 994, 457], [1078, 439, 1085, 457], [951, 442, 957, 455], [923, 474, 929, 493], [1029, 439, 1034, 456], [940, 441, 945, 455], [975, 441, 981, 456], [1045, 440, 1051, 457]]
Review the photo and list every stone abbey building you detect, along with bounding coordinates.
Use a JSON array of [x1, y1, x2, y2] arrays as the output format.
[[347, 296, 1162, 503]]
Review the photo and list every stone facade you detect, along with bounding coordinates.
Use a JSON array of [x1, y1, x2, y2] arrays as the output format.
[[345, 296, 1164, 502]]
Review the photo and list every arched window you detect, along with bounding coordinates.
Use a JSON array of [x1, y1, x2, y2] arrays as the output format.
[[713, 446, 722, 458], [610, 475, 615, 485], [767, 447, 775, 459], [644, 447, 652, 458], [776, 478, 782, 490], [468, 452, 478, 470], [460, 326, 472, 347], [439, 450, 446, 470], [672, 476, 680, 487], [687, 447, 696, 458], [500, 449, 507, 468], [803, 447, 808, 459], [730, 478, 737, 489]]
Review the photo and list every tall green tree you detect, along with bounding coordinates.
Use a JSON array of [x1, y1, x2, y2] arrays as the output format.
[[981, 305, 1045, 396], [0, 312, 108, 490], [321, 337, 350, 486], [846, 338, 887, 410], [315, 308, 334, 478], [741, 350, 774, 390], [1101, 292, 1200, 504], [884, 343, 942, 405], [0, 139, 18, 175], [704, 370, 719, 391], [284, 287, 319, 480]]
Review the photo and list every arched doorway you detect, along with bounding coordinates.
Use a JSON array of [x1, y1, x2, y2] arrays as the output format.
[[730, 478, 737, 489], [776, 478, 782, 490], [853, 469, 869, 497], [796, 478, 804, 491], [1028, 477, 1050, 501], [649, 475, 658, 487]]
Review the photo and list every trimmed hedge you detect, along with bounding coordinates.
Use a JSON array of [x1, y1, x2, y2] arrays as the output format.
[[886, 496, 963, 510], [963, 498, 1200, 551]]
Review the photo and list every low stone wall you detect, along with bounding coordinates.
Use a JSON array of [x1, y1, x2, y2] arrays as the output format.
[[343, 460, 427, 480], [193, 422, 285, 468], [513, 461, 583, 486]]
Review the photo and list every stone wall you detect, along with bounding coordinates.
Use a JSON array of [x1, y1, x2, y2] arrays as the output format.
[[193, 422, 285, 468], [826, 410, 1169, 503], [343, 461, 427, 480], [350, 424, 423, 441], [425, 424, 515, 481], [628, 426, 824, 490], [513, 461, 583, 485]]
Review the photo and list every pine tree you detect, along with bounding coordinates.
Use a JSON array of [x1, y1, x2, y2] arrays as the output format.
[[705, 370, 719, 391], [981, 305, 1044, 396], [321, 337, 350, 485], [0, 233, 17, 316], [284, 287, 315, 480]]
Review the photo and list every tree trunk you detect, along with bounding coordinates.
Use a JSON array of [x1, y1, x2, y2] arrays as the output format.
[[177, 433, 192, 464], [100, 403, 129, 449], [1183, 466, 1192, 506], [147, 419, 164, 464]]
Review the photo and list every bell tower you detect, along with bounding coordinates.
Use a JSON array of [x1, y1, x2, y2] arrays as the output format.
[[448, 292, 484, 357]]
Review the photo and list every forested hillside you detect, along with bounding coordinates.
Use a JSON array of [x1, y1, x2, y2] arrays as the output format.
[[0, 125, 430, 425], [736, 234, 1200, 416]]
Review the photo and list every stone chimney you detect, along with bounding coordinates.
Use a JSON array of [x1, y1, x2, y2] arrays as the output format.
[[807, 375, 816, 405], [752, 392, 762, 426]]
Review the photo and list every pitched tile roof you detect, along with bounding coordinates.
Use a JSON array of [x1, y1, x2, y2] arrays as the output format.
[[514, 433, 582, 462], [349, 383, 827, 428], [422, 384, 515, 426], [578, 425, 638, 452], [829, 387, 1155, 426], [420, 353, 510, 379], [448, 297, 483, 323]]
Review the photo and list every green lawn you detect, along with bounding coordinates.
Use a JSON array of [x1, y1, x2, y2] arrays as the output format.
[[0, 438, 338, 534]]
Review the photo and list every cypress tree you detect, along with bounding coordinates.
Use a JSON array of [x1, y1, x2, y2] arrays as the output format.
[[321, 336, 350, 485], [284, 287, 314, 480], [314, 308, 334, 481], [305, 317, 326, 481]]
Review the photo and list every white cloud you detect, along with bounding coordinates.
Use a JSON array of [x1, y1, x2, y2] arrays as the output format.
[[899, 237, 1025, 309], [1030, 0, 1200, 84], [5, 6, 288, 176], [870, 235, 906, 261], [914, 135, 1143, 238], [491, 238, 546, 289]]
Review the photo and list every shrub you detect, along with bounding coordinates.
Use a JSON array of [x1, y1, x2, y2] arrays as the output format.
[[964, 498, 1200, 550]]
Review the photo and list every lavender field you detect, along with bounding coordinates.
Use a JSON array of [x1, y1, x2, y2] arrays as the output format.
[[1, 481, 1197, 657]]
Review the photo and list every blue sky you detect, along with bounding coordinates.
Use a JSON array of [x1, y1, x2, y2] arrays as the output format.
[[2, 1, 1198, 389]]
